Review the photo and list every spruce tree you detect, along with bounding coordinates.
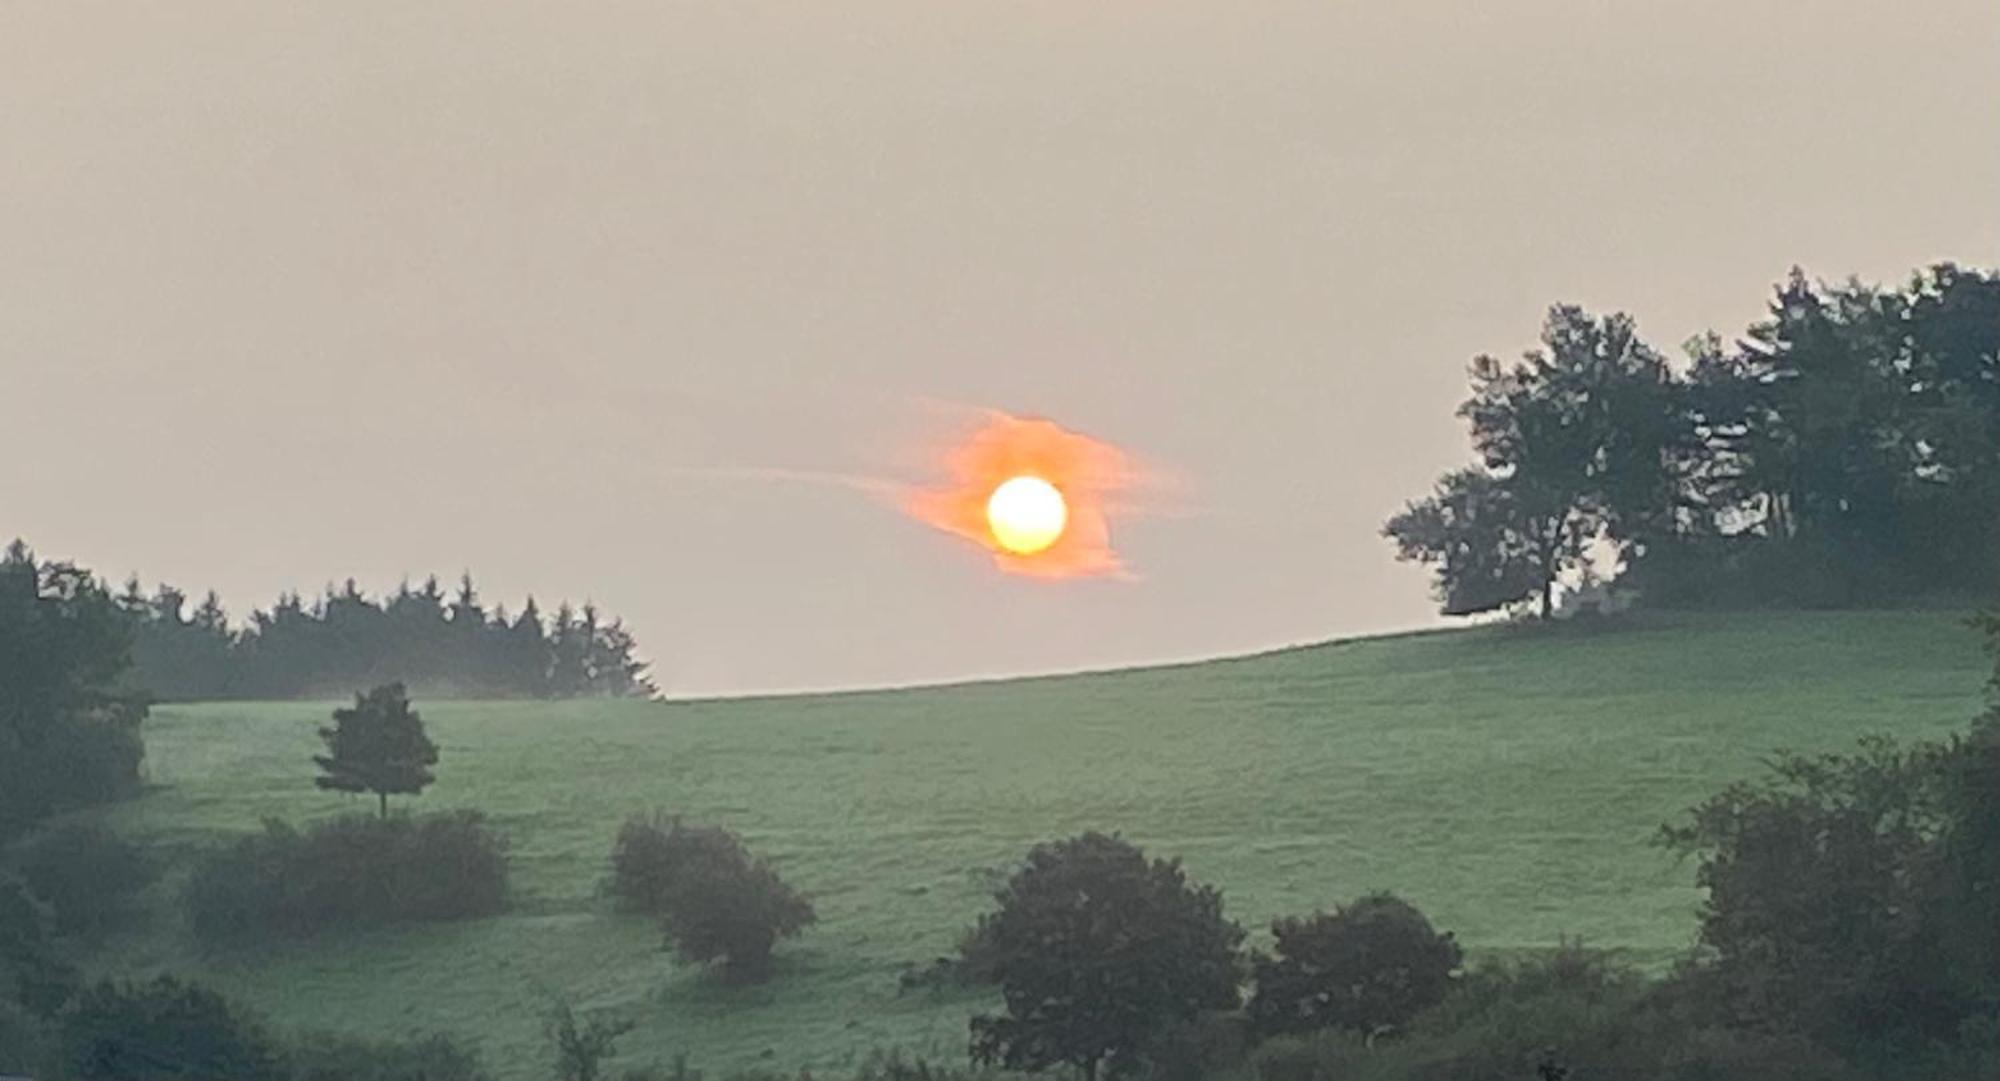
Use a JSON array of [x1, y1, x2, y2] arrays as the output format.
[[313, 683, 438, 817]]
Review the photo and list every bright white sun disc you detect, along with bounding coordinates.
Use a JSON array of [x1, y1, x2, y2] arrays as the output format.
[[986, 476, 1068, 555]]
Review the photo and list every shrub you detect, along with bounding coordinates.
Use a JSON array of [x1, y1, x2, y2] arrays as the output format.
[[607, 812, 815, 980], [1134, 1013, 1250, 1081], [0, 997, 55, 1080], [0, 873, 75, 1018], [1659, 731, 1999, 1054], [606, 809, 681, 914], [967, 832, 1245, 1081], [14, 822, 153, 936], [183, 810, 507, 938], [1, 703, 147, 842], [1249, 893, 1464, 1040], [58, 976, 286, 1081], [546, 998, 634, 1081], [290, 1031, 491, 1081]]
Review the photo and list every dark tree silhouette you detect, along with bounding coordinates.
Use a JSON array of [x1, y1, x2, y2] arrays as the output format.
[[606, 812, 816, 981], [115, 570, 654, 702], [0, 541, 147, 839], [1248, 893, 1464, 1040], [968, 832, 1244, 1081], [1384, 469, 1579, 618], [313, 683, 439, 818], [1389, 264, 2000, 616], [1658, 715, 2000, 1054]]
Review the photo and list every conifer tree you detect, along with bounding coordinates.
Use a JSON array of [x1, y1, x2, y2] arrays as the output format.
[[313, 683, 438, 817]]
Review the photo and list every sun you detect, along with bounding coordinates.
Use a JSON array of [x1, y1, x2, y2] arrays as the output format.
[[986, 475, 1068, 555]]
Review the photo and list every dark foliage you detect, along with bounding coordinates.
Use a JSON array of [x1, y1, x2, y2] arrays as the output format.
[[607, 812, 816, 980], [0, 874, 76, 1021], [1249, 893, 1464, 1040], [117, 571, 654, 701], [967, 832, 1244, 1081], [314, 683, 439, 818], [183, 811, 507, 939], [1388, 264, 2000, 617], [605, 810, 684, 914], [290, 1031, 492, 1081], [1386, 307, 1688, 619], [1131, 1013, 1249, 1081], [58, 976, 287, 1081], [1251, 945, 1871, 1081], [0, 993, 55, 1079], [12, 822, 154, 937], [1658, 729, 2000, 1061], [1383, 469, 1568, 618], [613, 1050, 995, 1081], [0, 541, 148, 840], [546, 998, 635, 1081]]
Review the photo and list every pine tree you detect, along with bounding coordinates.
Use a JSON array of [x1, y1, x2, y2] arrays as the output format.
[[313, 683, 439, 818]]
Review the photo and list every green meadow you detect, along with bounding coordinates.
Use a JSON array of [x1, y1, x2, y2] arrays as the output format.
[[79, 609, 1991, 1076]]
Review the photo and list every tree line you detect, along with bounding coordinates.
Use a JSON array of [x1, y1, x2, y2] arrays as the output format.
[[1387, 262, 1999, 617], [110, 562, 654, 701]]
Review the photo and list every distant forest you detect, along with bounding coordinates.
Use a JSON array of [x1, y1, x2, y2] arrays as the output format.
[[91, 559, 653, 701], [1388, 262, 2000, 616]]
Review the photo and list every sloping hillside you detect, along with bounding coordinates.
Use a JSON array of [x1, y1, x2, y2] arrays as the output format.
[[89, 609, 1992, 1075]]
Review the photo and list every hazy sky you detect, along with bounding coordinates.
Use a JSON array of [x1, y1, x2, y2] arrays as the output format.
[[4, 2, 1996, 695]]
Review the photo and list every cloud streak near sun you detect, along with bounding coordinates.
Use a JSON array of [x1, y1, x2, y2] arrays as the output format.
[[903, 411, 1138, 579], [666, 408, 1160, 580]]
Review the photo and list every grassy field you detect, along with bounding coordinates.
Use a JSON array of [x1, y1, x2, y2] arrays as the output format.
[[76, 609, 1992, 1076]]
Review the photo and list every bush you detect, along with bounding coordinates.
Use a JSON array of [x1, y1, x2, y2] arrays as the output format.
[[0, 703, 147, 842], [614, 1050, 995, 1081], [14, 822, 153, 937], [967, 832, 1245, 1080], [546, 998, 634, 1081], [58, 975, 287, 1081], [1289, 943, 1863, 1081], [1249, 893, 1463, 1041], [606, 809, 681, 914], [606, 812, 815, 980], [290, 1031, 491, 1081], [0, 996, 55, 1079], [183, 810, 507, 938], [0, 874, 75, 1019], [1658, 732, 1999, 1054], [1134, 1013, 1249, 1081]]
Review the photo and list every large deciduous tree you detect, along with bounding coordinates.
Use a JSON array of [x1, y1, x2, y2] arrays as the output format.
[[1383, 468, 1584, 618], [313, 683, 439, 818], [967, 832, 1244, 1081], [1387, 306, 1686, 617]]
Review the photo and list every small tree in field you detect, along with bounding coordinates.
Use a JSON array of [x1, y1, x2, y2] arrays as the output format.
[[544, 997, 633, 1081], [313, 683, 438, 818], [1248, 892, 1464, 1041], [608, 812, 816, 980], [968, 832, 1245, 1081]]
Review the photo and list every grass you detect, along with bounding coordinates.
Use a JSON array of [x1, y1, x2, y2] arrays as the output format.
[[72, 609, 1993, 1076]]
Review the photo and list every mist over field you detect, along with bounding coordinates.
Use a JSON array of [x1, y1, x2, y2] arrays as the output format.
[[74, 612, 1985, 1074]]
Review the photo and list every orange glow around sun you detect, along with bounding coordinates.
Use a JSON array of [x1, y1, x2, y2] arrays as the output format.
[[904, 411, 1136, 578]]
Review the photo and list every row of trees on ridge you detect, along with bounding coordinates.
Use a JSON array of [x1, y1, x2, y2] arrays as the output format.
[[114, 566, 653, 700], [1387, 263, 1999, 616]]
